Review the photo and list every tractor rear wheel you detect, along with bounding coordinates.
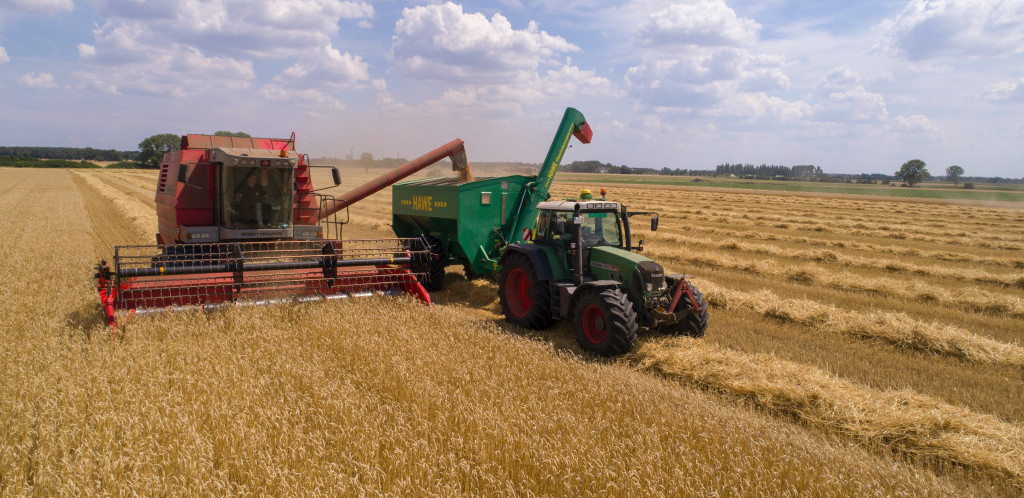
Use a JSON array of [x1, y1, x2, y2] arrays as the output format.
[[661, 282, 709, 338], [498, 253, 555, 329], [573, 287, 637, 356]]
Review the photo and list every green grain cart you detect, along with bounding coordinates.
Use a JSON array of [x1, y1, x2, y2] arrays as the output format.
[[392, 108, 707, 355]]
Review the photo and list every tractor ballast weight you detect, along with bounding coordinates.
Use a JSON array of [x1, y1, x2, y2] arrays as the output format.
[[96, 134, 467, 329]]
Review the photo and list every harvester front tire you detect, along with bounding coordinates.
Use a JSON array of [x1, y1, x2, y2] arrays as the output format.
[[573, 287, 637, 356], [499, 253, 555, 330], [661, 282, 709, 338]]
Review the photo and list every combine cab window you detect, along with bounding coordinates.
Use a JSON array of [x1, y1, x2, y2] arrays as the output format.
[[580, 211, 622, 248], [220, 166, 293, 229]]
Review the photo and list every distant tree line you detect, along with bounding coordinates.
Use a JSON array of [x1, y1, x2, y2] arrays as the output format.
[[0, 156, 100, 168], [562, 160, 709, 176], [714, 163, 823, 179], [0, 146, 139, 161]]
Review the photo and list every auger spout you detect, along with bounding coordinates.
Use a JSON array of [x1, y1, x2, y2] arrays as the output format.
[[318, 139, 467, 220]]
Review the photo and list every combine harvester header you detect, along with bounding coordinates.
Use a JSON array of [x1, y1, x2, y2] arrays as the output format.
[[95, 133, 469, 330]]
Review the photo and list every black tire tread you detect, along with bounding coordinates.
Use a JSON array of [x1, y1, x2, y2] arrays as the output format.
[[498, 252, 555, 330], [573, 287, 638, 356]]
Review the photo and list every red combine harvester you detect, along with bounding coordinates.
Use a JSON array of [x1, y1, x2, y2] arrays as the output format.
[[94, 133, 468, 329]]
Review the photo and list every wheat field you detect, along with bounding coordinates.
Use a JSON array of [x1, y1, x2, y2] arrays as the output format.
[[1, 166, 1021, 495]]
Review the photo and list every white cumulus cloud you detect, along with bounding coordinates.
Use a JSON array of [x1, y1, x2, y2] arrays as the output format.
[[75, 39, 254, 97], [814, 86, 889, 123], [625, 0, 802, 128], [880, 0, 1024, 60], [258, 44, 370, 108], [636, 0, 761, 47], [18, 71, 57, 88], [893, 114, 940, 135], [0, 0, 73, 15], [983, 77, 1024, 101], [822, 66, 863, 89], [88, 0, 372, 59], [391, 1, 578, 83], [73, 0, 375, 97], [0, 45, 9, 63], [626, 48, 789, 111]]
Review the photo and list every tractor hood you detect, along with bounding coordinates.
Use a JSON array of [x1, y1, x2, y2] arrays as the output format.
[[588, 246, 667, 296]]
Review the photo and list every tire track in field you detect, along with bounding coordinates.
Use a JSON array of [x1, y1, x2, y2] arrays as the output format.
[[97, 172, 156, 207], [71, 172, 146, 259]]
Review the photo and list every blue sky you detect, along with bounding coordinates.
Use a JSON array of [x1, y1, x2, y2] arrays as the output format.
[[0, 0, 1021, 177]]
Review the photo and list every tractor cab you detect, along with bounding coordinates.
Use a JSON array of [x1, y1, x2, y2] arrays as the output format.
[[535, 200, 624, 251]]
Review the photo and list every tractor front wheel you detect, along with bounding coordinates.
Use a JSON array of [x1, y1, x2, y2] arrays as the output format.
[[573, 287, 637, 356], [498, 253, 555, 329]]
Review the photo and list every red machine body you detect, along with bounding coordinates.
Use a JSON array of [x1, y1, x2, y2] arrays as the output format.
[[96, 133, 468, 332]]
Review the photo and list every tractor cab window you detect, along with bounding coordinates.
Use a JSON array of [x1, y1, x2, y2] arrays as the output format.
[[534, 211, 550, 243], [221, 166, 293, 229], [548, 211, 573, 244], [580, 211, 622, 248]]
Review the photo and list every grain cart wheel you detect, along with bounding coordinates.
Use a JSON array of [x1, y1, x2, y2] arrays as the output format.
[[661, 282, 709, 338], [573, 287, 637, 356], [499, 253, 555, 329], [420, 235, 447, 291]]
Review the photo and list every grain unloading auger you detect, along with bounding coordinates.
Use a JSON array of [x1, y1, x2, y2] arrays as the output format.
[[95, 134, 470, 329]]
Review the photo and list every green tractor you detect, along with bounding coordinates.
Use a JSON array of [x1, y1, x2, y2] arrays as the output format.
[[392, 107, 707, 355], [498, 193, 708, 356]]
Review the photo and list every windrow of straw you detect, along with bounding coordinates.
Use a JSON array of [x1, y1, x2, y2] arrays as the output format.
[[589, 185, 1024, 237], [631, 338, 1024, 489], [694, 279, 1024, 368], [668, 206, 1024, 244], [654, 222, 1024, 269], [658, 209, 1024, 251], [646, 246, 1024, 317], [658, 233, 1024, 289]]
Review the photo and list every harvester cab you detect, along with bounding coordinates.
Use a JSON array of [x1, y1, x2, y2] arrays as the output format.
[[95, 134, 470, 331]]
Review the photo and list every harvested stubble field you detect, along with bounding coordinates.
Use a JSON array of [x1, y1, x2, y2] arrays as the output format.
[[1, 166, 1022, 495]]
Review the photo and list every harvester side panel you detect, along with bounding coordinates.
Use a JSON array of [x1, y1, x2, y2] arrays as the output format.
[[156, 149, 217, 245]]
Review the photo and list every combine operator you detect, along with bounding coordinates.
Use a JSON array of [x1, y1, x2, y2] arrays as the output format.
[[234, 169, 269, 227]]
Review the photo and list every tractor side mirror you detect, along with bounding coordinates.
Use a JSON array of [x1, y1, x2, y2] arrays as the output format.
[[651, 216, 659, 231], [553, 219, 566, 235], [177, 166, 187, 183], [636, 239, 644, 252], [331, 167, 341, 186]]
